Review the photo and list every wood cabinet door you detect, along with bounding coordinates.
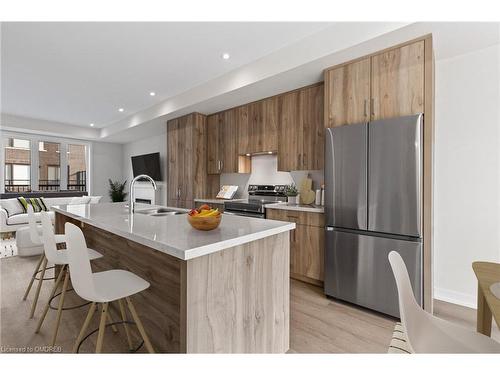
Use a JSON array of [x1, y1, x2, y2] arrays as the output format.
[[294, 224, 324, 282], [301, 84, 324, 170], [237, 104, 251, 155], [189, 113, 208, 201], [371, 40, 424, 120], [278, 90, 302, 171], [325, 58, 370, 127], [247, 101, 263, 153], [262, 96, 278, 152], [167, 118, 182, 202], [207, 114, 221, 174], [221, 108, 239, 173]]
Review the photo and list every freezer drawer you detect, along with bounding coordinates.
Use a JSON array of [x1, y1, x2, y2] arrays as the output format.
[[325, 124, 368, 230], [324, 229, 422, 317], [368, 114, 423, 237]]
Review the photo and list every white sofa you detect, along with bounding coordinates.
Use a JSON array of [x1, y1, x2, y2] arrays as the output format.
[[0, 196, 102, 233]]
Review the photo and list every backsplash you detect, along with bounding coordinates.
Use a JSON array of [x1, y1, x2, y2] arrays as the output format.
[[220, 154, 324, 198]]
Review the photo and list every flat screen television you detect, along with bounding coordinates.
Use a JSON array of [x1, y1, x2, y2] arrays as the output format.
[[131, 152, 162, 181]]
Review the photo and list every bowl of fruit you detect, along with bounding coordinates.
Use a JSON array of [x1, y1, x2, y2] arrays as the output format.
[[187, 204, 222, 231]]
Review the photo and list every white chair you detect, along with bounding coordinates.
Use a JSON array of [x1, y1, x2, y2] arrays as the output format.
[[34, 212, 103, 347], [22, 205, 65, 318], [388, 251, 500, 353], [65, 222, 154, 353]]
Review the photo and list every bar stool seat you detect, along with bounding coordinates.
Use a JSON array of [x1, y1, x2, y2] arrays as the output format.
[[65, 222, 154, 353], [91, 270, 150, 302]]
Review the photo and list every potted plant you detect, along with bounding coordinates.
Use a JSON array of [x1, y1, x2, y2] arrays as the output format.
[[108, 179, 128, 202], [285, 184, 299, 205]]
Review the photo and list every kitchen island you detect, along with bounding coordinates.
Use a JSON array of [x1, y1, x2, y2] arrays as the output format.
[[53, 203, 294, 353]]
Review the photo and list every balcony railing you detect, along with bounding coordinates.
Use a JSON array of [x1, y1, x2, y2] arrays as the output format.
[[68, 180, 86, 192], [5, 179, 31, 193], [4, 179, 86, 193]]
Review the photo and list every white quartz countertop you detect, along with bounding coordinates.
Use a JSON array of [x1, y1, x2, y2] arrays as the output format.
[[194, 198, 245, 204], [52, 202, 295, 261], [265, 202, 325, 213]]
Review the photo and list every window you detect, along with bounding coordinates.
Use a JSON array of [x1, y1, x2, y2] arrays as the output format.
[[2, 134, 90, 194], [67, 144, 87, 191], [38, 141, 61, 191], [4, 137, 31, 192]]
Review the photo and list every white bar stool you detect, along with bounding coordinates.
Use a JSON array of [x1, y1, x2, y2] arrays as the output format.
[[389, 251, 500, 353], [22, 205, 66, 318], [34, 212, 103, 347], [64, 222, 155, 353]]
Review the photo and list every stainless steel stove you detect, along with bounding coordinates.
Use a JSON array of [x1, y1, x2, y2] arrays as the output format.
[[224, 184, 287, 218]]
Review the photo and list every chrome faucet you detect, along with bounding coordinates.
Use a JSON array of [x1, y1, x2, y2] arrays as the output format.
[[129, 174, 157, 213]]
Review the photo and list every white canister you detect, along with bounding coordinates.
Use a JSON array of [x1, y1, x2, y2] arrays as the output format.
[[315, 189, 321, 205]]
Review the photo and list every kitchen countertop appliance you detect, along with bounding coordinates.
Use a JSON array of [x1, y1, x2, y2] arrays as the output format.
[[224, 185, 287, 218], [324, 114, 424, 318]]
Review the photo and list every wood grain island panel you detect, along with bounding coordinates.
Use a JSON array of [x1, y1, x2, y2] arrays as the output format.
[[55, 212, 290, 353]]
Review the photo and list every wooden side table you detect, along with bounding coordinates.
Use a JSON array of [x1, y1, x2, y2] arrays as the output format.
[[472, 262, 500, 336]]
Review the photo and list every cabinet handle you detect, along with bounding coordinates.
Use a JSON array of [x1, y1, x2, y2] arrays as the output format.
[[371, 98, 375, 116], [364, 99, 368, 117], [221, 160, 224, 172], [177, 188, 181, 198], [302, 153, 306, 168], [298, 154, 302, 168]]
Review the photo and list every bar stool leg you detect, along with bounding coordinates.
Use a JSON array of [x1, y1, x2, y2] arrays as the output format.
[[23, 254, 45, 301], [107, 304, 119, 333], [51, 267, 70, 346], [96, 302, 109, 353], [29, 256, 48, 318], [72, 301, 96, 353], [35, 264, 66, 333], [126, 297, 155, 353], [118, 298, 134, 351]]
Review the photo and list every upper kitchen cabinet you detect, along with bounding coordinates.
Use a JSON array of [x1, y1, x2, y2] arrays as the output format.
[[301, 84, 324, 170], [278, 90, 302, 171], [325, 58, 370, 127], [167, 113, 216, 208], [371, 40, 424, 120], [278, 83, 324, 171], [245, 96, 278, 154], [207, 113, 221, 174], [207, 109, 251, 175]]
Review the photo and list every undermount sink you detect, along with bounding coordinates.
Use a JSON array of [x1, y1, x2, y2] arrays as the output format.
[[135, 207, 185, 216]]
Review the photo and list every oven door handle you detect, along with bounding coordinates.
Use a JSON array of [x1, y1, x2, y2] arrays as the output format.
[[224, 211, 265, 219]]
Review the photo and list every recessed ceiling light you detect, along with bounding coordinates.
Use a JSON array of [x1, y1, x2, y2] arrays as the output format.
[[246, 153, 251, 156], [118, 108, 124, 112], [221, 53, 230, 60], [149, 92, 156, 96], [90, 123, 95, 127]]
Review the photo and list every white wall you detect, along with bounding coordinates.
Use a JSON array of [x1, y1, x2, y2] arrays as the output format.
[[91, 142, 123, 202], [433, 44, 500, 308], [220, 154, 323, 199], [122, 132, 167, 205]]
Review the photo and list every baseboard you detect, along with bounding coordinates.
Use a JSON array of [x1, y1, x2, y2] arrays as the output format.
[[434, 288, 476, 309]]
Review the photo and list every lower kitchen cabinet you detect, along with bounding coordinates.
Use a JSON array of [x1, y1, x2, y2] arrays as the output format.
[[266, 208, 325, 285]]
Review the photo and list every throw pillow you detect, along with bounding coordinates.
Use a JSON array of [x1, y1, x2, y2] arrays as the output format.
[[89, 196, 102, 204], [1, 198, 25, 217], [70, 196, 91, 205], [17, 197, 29, 213], [29, 198, 46, 212]]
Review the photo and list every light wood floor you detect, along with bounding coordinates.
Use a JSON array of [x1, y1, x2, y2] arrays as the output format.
[[1, 255, 498, 353]]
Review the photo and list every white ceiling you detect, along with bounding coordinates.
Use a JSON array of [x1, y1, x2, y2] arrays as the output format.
[[1, 22, 331, 128], [2, 22, 499, 144]]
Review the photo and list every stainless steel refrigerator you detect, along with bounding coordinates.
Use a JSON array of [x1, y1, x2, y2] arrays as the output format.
[[324, 114, 423, 317]]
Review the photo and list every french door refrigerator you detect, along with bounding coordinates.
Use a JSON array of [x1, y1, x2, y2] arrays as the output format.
[[324, 114, 423, 318]]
